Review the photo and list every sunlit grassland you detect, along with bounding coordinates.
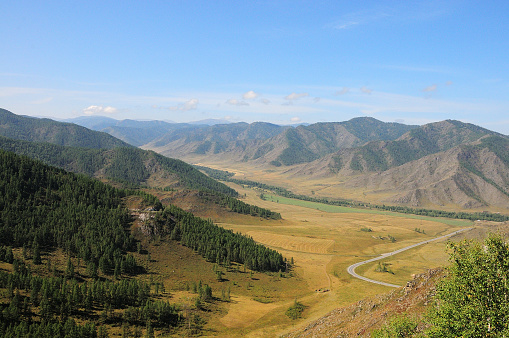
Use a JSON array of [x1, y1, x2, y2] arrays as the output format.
[[189, 182, 475, 336], [169, 161, 508, 336], [140, 176, 479, 336]]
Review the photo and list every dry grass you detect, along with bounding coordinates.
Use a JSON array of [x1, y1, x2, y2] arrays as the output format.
[[192, 159, 509, 214], [246, 231, 335, 254], [178, 181, 474, 336], [4, 158, 504, 337], [219, 295, 280, 329], [114, 159, 507, 336]]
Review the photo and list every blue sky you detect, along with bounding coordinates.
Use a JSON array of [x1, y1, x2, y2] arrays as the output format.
[[1, 1, 509, 133]]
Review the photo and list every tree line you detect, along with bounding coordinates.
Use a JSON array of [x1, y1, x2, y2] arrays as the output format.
[[194, 190, 281, 219]]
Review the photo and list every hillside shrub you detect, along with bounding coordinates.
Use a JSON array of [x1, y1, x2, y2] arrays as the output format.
[[286, 299, 305, 320], [372, 315, 419, 337]]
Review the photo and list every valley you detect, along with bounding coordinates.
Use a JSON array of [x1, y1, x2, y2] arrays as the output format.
[[158, 181, 477, 336], [5, 3, 509, 336], [0, 109, 508, 336]]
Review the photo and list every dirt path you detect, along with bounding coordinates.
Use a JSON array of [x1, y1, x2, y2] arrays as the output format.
[[347, 227, 473, 288]]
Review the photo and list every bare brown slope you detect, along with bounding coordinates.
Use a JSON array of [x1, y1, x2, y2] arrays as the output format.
[[283, 268, 443, 337], [340, 140, 509, 209], [281, 122, 509, 210]]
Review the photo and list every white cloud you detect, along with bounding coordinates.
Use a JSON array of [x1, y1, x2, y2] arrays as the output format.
[[168, 98, 199, 111], [242, 90, 259, 99], [423, 84, 437, 92], [226, 98, 249, 106], [260, 98, 271, 105], [313, 97, 321, 103], [183, 98, 199, 110], [335, 87, 349, 95], [290, 117, 301, 123], [83, 105, 118, 115], [360, 86, 373, 94], [285, 92, 309, 100]]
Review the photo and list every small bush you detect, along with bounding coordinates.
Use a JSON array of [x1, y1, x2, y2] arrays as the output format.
[[286, 300, 305, 320], [372, 315, 418, 337]]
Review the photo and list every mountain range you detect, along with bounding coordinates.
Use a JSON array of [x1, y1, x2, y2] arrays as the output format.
[[4, 109, 509, 210], [0, 109, 237, 196]]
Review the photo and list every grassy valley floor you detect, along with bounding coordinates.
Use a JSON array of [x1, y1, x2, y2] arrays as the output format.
[[150, 181, 478, 336]]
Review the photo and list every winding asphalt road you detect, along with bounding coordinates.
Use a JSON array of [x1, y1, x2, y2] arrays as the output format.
[[347, 228, 473, 288]]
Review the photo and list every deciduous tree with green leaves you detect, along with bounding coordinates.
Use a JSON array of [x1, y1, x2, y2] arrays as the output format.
[[427, 235, 509, 337]]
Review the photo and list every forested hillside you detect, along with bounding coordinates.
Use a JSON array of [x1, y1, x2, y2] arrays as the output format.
[[0, 108, 130, 149], [0, 150, 284, 271], [146, 204, 284, 271], [0, 135, 237, 196], [0, 136, 284, 219], [0, 149, 286, 336], [0, 149, 138, 273]]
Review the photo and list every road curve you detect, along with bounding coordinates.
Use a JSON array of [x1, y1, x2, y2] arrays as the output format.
[[347, 228, 473, 288]]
